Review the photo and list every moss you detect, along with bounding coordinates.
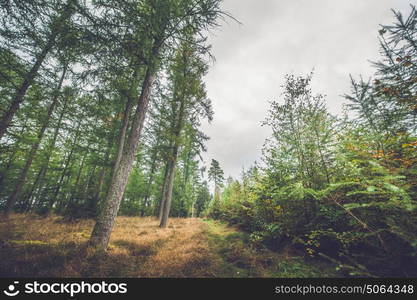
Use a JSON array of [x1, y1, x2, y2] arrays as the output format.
[[203, 218, 337, 278]]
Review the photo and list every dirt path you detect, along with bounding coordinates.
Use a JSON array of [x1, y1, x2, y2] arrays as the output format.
[[0, 214, 334, 277]]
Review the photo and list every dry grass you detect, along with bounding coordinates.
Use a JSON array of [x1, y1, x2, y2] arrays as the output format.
[[0, 214, 334, 278], [0, 214, 218, 277]]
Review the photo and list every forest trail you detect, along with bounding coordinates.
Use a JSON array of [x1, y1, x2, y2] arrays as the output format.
[[0, 214, 334, 278]]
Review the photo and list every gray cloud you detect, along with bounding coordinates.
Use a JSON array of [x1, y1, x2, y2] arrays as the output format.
[[201, 0, 413, 180]]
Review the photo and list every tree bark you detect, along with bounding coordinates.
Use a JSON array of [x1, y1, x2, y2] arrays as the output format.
[[159, 90, 187, 228], [66, 151, 87, 207], [109, 89, 135, 186], [0, 124, 26, 194], [89, 66, 156, 251], [159, 158, 177, 228], [48, 119, 82, 211], [89, 137, 113, 216], [31, 90, 70, 211], [158, 161, 170, 220], [141, 147, 159, 217], [180, 146, 192, 217], [22, 166, 46, 211]]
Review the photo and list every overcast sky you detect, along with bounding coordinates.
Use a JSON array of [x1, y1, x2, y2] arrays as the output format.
[[201, 0, 413, 180]]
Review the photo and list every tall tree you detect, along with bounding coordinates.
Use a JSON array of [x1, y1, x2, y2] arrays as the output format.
[[0, 0, 77, 140], [3, 64, 68, 216], [208, 159, 224, 202], [194, 180, 211, 217], [89, 0, 224, 250], [263, 73, 336, 189], [159, 36, 212, 227]]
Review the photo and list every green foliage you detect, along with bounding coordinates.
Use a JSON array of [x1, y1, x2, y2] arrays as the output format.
[[263, 72, 336, 189], [208, 159, 224, 190], [208, 7, 417, 276], [0, 0, 416, 279], [0, 0, 225, 222], [210, 159, 417, 276]]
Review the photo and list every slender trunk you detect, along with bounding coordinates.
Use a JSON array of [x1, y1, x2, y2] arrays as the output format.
[[159, 91, 187, 228], [66, 162, 95, 216], [32, 91, 70, 210], [89, 65, 156, 251], [214, 184, 221, 202], [48, 119, 82, 210], [158, 162, 170, 220], [105, 69, 141, 198], [289, 111, 311, 187], [90, 139, 113, 216], [67, 152, 87, 204], [0, 46, 52, 140], [159, 158, 177, 228], [22, 166, 45, 211], [55, 150, 83, 214], [109, 94, 135, 185], [82, 166, 96, 200], [180, 148, 192, 217], [90, 167, 107, 216], [317, 143, 330, 184], [141, 148, 158, 217], [4, 66, 67, 216], [0, 128, 24, 194]]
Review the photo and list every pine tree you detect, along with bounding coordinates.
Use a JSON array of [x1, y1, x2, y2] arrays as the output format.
[[208, 159, 224, 202]]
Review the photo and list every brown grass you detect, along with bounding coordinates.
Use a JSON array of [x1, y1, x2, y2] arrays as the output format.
[[0, 214, 334, 278], [0, 214, 217, 278]]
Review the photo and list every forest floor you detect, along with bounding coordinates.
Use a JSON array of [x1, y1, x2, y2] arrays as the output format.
[[0, 214, 336, 277]]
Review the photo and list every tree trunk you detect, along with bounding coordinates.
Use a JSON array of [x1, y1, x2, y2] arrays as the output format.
[[66, 151, 87, 208], [214, 184, 221, 202], [109, 92, 135, 186], [89, 137, 113, 217], [0, 123, 26, 194], [141, 147, 159, 217], [158, 161, 170, 220], [89, 167, 106, 214], [89, 66, 156, 251], [31, 90, 70, 211], [48, 119, 82, 211], [22, 166, 46, 211], [4, 66, 67, 216], [159, 158, 177, 228], [159, 90, 187, 228], [180, 146, 192, 217], [81, 166, 96, 201]]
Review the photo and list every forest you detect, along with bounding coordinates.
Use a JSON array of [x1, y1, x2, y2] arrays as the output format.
[[0, 0, 416, 279]]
